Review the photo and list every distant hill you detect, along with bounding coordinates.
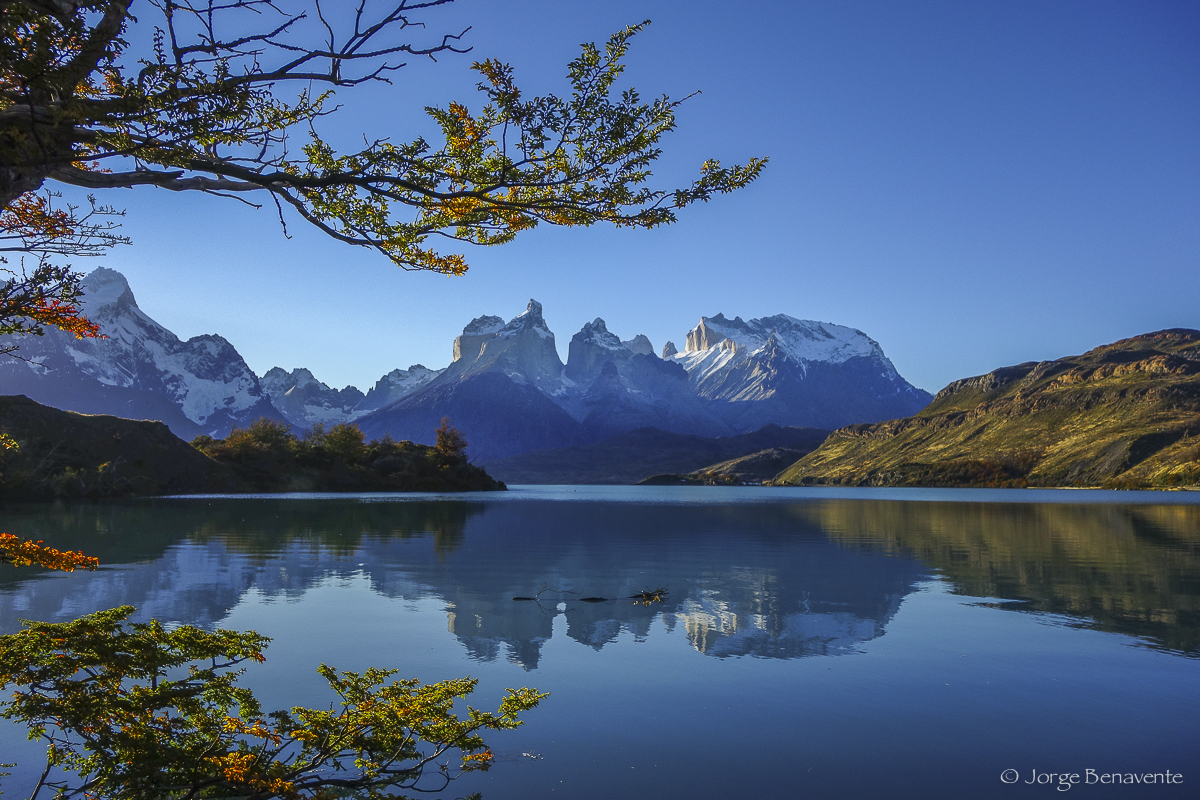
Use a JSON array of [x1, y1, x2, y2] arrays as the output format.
[[640, 447, 816, 486], [774, 329, 1200, 489], [485, 424, 830, 485]]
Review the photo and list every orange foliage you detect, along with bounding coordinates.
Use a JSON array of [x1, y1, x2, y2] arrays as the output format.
[[0, 194, 75, 241], [27, 296, 99, 339], [0, 533, 99, 571]]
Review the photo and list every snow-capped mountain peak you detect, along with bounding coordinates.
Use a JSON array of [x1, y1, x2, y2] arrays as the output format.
[[462, 315, 504, 336], [0, 267, 284, 437], [565, 318, 657, 383], [78, 266, 137, 313], [683, 313, 887, 366], [444, 299, 564, 393], [576, 318, 624, 350], [668, 311, 928, 430], [259, 363, 446, 428]]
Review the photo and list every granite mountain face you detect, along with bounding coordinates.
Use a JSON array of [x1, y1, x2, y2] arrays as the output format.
[[1, 269, 931, 461]]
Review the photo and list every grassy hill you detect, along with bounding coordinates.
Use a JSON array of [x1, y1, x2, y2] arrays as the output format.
[[774, 329, 1200, 489]]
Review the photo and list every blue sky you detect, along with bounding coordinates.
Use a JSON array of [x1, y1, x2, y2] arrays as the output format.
[[72, 0, 1199, 394]]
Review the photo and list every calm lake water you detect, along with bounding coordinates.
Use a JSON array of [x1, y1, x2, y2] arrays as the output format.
[[2, 486, 1199, 799]]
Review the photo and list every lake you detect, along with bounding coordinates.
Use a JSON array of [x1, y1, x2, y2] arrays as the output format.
[[2, 486, 1198, 799]]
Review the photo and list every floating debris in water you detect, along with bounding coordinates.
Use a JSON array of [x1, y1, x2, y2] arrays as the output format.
[[512, 585, 668, 606]]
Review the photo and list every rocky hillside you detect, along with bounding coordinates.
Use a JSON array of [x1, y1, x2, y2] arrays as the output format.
[[774, 329, 1200, 489], [641, 447, 818, 486]]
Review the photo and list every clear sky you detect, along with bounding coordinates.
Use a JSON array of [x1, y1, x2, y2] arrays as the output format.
[[66, 0, 1199, 394]]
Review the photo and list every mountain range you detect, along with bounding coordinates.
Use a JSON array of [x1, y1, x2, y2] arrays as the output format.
[[354, 300, 931, 460], [0, 268, 931, 462]]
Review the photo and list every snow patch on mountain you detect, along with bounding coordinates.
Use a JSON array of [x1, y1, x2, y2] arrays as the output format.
[[358, 365, 444, 412], [683, 313, 885, 364]]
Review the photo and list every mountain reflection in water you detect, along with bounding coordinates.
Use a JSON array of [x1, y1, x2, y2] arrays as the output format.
[[1, 494, 1198, 661]]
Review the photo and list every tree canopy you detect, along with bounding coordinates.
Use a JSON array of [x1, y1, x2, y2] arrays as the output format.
[[1, 0, 767, 275]]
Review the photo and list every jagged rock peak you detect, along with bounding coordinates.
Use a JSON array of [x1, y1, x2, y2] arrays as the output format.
[[462, 315, 504, 336], [573, 318, 622, 347], [370, 364, 444, 394], [381, 364, 436, 380], [571, 320, 652, 356], [622, 334, 654, 356], [583, 317, 610, 333], [261, 366, 322, 393], [662, 341, 678, 359], [500, 299, 551, 338]]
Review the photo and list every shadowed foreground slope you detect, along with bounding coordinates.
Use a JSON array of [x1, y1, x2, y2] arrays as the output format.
[[0, 396, 503, 498], [774, 329, 1200, 489], [0, 395, 236, 498]]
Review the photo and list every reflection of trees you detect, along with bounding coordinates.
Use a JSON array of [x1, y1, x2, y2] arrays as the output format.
[[0, 499, 481, 632], [10, 496, 1198, 663], [800, 500, 1200, 654], [178, 499, 476, 560], [0, 498, 477, 581]]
